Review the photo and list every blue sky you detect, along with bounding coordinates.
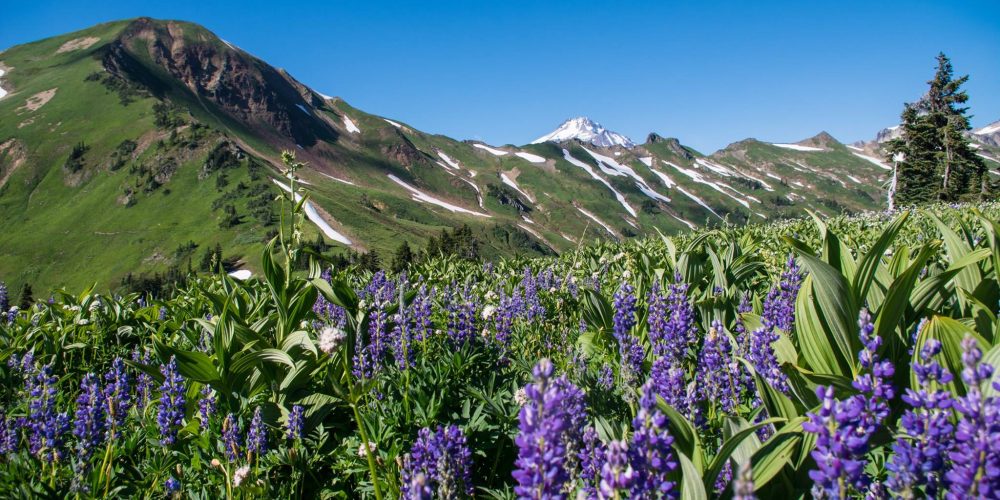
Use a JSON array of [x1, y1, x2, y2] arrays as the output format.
[[2, 1, 998, 152]]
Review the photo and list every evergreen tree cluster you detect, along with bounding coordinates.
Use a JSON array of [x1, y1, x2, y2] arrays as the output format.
[[887, 53, 995, 205]]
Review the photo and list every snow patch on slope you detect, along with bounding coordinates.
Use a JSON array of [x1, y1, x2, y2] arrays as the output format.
[[583, 147, 670, 203], [772, 143, 823, 152], [851, 152, 892, 170], [515, 152, 546, 163], [319, 172, 356, 186], [0, 68, 7, 100], [388, 174, 490, 217], [561, 149, 637, 217], [384, 118, 402, 128], [295, 104, 311, 116], [342, 116, 360, 134], [436, 151, 461, 170], [272, 180, 353, 245], [576, 206, 617, 237], [975, 121, 1000, 136], [501, 173, 534, 202], [638, 157, 653, 167], [474, 143, 508, 156]]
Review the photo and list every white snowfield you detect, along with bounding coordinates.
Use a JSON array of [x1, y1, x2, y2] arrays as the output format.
[[317, 92, 334, 100], [318, 172, 356, 186], [665, 160, 748, 208], [638, 157, 653, 167], [0, 68, 7, 99], [271, 180, 353, 245], [575, 206, 617, 237], [670, 214, 696, 230], [975, 122, 1000, 135], [383, 118, 402, 128], [458, 178, 485, 208], [583, 147, 670, 203], [473, 143, 509, 156], [847, 145, 864, 152], [562, 149, 637, 217], [533, 117, 635, 148], [515, 152, 546, 163], [342, 116, 361, 134], [650, 168, 676, 188], [518, 223, 545, 242], [766, 172, 782, 180], [847, 175, 862, 184], [978, 153, 1000, 164], [434, 161, 458, 176], [772, 143, 823, 152], [659, 161, 723, 220], [522, 215, 535, 224], [228, 269, 252, 280], [295, 103, 311, 115], [387, 174, 491, 217], [501, 173, 534, 202], [851, 152, 892, 170], [436, 151, 461, 170]]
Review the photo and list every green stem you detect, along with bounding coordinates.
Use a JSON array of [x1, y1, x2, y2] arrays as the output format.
[[352, 403, 384, 500]]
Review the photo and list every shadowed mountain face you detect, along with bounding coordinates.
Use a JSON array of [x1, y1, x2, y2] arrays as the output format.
[[0, 17, 918, 292]]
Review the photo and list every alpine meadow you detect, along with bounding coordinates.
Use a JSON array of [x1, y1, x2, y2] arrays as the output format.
[[2, 6, 1000, 500]]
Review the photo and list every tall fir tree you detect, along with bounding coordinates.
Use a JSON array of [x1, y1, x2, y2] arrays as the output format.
[[886, 53, 991, 205]]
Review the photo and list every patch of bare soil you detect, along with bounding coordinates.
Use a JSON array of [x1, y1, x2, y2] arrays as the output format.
[[0, 139, 27, 189], [56, 37, 100, 54], [17, 88, 57, 112]]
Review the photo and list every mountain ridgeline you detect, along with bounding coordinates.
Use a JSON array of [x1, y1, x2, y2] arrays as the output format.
[[0, 18, 998, 293]]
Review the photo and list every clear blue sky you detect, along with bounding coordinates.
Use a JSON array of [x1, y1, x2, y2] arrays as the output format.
[[2, 1, 998, 152]]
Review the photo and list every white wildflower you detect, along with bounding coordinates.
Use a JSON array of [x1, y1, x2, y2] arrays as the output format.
[[318, 326, 346, 354], [481, 305, 496, 320], [514, 387, 529, 407], [358, 441, 377, 458], [233, 465, 250, 487]]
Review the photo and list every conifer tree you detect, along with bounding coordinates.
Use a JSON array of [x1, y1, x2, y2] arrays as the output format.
[[391, 241, 415, 273], [887, 53, 990, 204]]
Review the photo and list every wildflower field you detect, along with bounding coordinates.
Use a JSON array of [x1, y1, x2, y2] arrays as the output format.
[[2, 176, 1000, 498]]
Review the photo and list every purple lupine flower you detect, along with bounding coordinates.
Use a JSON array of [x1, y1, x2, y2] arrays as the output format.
[[597, 365, 614, 391], [222, 413, 242, 462], [286, 405, 305, 441], [657, 274, 698, 363], [852, 309, 895, 438], [695, 320, 740, 415], [613, 283, 644, 387], [400, 425, 474, 499], [0, 411, 20, 455], [247, 406, 268, 457], [714, 462, 733, 496], [945, 335, 1000, 497], [102, 358, 131, 437], [158, 306, 167, 321], [410, 284, 434, 343], [493, 289, 521, 349], [579, 426, 606, 498], [165, 476, 180, 493], [599, 439, 636, 498], [630, 381, 678, 498], [522, 267, 546, 321], [132, 349, 154, 405], [445, 283, 478, 347], [650, 357, 691, 417], [744, 257, 802, 394], [156, 356, 186, 446], [390, 282, 429, 370], [26, 364, 70, 463], [198, 387, 216, 431], [804, 309, 894, 498], [353, 272, 396, 379], [512, 359, 588, 498], [73, 373, 106, 460], [886, 339, 954, 497], [732, 461, 756, 500]]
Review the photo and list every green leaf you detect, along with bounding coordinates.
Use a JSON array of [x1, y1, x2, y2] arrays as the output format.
[[788, 244, 860, 376], [750, 418, 805, 491], [677, 451, 708, 500], [703, 417, 784, 492], [912, 315, 987, 396], [152, 340, 220, 384], [853, 211, 909, 308], [657, 397, 704, 470]]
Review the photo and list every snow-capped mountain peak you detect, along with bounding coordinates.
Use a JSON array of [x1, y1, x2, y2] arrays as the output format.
[[531, 117, 635, 149], [975, 120, 1000, 137]]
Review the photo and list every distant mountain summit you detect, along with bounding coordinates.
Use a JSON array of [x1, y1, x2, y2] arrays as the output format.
[[532, 117, 635, 148]]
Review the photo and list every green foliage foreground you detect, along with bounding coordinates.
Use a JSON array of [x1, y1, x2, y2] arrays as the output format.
[[1, 174, 999, 497]]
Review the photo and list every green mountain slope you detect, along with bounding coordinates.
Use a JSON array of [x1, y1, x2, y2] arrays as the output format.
[[0, 18, 897, 293]]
